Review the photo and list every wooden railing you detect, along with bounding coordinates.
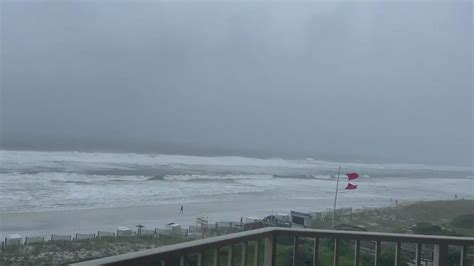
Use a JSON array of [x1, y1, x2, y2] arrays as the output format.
[[70, 227, 474, 266]]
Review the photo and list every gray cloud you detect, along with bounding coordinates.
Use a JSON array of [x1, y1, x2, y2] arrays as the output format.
[[1, 0, 472, 165]]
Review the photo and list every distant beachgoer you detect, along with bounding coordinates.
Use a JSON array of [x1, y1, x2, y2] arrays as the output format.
[[395, 200, 398, 206], [455, 194, 458, 199], [180, 205, 184, 214], [240, 217, 243, 225]]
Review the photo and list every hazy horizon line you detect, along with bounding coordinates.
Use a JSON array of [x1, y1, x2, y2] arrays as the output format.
[[1, 144, 472, 169]]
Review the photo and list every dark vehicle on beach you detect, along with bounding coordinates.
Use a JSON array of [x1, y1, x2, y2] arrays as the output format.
[[262, 215, 291, 228], [243, 221, 266, 230]]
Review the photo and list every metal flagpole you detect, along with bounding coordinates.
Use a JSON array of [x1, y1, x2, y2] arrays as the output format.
[[332, 166, 341, 228]]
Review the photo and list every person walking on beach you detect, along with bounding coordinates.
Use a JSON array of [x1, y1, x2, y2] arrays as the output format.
[[180, 205, 184, 214]]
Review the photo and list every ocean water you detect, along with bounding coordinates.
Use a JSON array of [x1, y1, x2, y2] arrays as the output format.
[[0, 150, 472, 213]]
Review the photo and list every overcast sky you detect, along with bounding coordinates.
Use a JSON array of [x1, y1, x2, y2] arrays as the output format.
[[1, 0, 472, 165]]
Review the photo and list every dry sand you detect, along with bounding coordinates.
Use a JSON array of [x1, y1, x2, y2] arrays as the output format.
[[0, 197, 323, 239]]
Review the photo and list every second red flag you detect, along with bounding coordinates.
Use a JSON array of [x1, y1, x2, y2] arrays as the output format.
[[345, 183, 358, 190]]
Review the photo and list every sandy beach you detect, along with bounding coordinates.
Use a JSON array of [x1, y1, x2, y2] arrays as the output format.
[[0, 197, 324, 239], [2, 193, 471, 240]]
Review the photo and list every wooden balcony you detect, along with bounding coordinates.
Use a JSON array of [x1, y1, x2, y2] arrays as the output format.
[[71, 227, 474, 266]]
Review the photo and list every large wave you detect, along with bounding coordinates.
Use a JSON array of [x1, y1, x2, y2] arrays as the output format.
[[1, 150, 471, 173], [0, 150, 472, 213]]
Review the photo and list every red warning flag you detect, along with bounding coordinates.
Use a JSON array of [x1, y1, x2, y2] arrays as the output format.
[[346, 173, 359, 181]]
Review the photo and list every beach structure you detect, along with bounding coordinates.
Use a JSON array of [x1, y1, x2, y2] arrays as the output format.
[[50, 234, 72, 246], [139, 229, 157, 238], [214, 221, 241, 233], [4, 234, 22, 248], [245, 217, 260, 223], [242, 217, 266, 230], [195, 216, 209, 238], [215, 221, 232, 229], [116, 227, 132, 237], [188, 225, 200, 233], [156, 228, 172, 237], [163, 223, 188, 237], [75, 233, 96, 240], [275, 213, 290, 223], [290, 211, 312, 228], [136, 225, 145, 236], [188, 225, 204, 238], [196, 216, 208, 230], [97, 231, 115, 238], [24, 236, 45, 245], [166, 223, 181, 232], [51, 234, 72, 242], [176, 228, 189, 237]]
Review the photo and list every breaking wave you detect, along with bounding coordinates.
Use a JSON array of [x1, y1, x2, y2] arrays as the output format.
[[0, 150, 471, 213]]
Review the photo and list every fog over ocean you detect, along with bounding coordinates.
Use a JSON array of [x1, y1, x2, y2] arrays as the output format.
[[1, 150, 472, 214]]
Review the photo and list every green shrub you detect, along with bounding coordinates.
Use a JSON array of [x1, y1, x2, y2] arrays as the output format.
[[452, 214, 474, 229]]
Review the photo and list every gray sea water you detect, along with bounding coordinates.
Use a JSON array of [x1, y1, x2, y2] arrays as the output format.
[[1, 150, 472, 213]]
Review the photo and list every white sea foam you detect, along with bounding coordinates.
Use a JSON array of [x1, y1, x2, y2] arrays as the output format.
[[0, 172, 270, 212], [162, 174, 270, 181], [1, 150, 471, 172], [0, 150, 472, 213]]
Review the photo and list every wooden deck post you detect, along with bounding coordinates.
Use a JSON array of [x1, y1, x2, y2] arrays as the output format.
[[353, 240, 360, 266], [394, 242, 401, 266], [374, 241, 380, 266], [313, 238, 320, 266], [433, 244, 448, 266], [293, 236, 299, 266], [460, 245, 467, 266], [263, 234, 276, 266], [197, 253, 203, 266], [241, 242, 248, 266], [228, 245, 234, 266], [415, 243, 422, 266], [214, 248, 220, 266], [253, 240, 259, 266]]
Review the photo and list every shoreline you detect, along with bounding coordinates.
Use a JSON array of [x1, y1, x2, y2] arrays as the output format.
[[0, 197, 328, 239], [0, 195, 396, 239]]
